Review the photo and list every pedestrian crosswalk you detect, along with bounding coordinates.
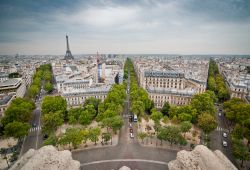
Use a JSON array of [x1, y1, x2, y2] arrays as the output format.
[[216, 126, 225, 131], [29, 126, 41, 132], [216, 126, 229, 132]]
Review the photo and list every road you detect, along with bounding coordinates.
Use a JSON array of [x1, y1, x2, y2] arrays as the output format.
[[20, 102, 43, 156], [72, 61, 177, 170], [210, 104, 237, 166], [72, 116, 177, 170]]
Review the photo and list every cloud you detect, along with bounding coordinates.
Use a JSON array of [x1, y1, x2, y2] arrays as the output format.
[[0, 0, 250, 54]]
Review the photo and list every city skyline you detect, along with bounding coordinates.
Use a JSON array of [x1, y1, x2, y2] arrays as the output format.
[[0, 0, 250, 55]]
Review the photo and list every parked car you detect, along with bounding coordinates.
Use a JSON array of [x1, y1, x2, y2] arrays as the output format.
[[130, 128, 133, 133], [223, 132, 227, 138], [130, 133, 134, 138], [218, 112, 222, 116], [129, 123, 132, 128], [222, 140, 227, 147]]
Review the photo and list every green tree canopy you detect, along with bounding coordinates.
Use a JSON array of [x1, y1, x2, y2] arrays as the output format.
[[4, 121, 30, 139], [191, 92, 215, 115], [88, 127, 101, 145], [198, 113, 217, 135], [84, 97, 101, 112], [44, 82, 53, 93], [1, 98, 35, 126], [42, 96, 67, 115], [180, 121, 192, 136], [161, 102, 170, 116], [42, 111, 64, 134], [150, 110, 163, 123]]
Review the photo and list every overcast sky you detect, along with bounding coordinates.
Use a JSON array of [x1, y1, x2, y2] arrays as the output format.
[[0, 0, 250, 55]]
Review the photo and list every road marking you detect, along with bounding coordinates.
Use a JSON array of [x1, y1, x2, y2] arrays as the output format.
[[80, 159, 168, 166], [216, 126, 223, 131], [29, 126, 41, 132]]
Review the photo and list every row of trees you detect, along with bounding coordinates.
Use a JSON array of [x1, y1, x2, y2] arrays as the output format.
[[1, 98, 35, 140], [96, 84, 125, 134], [223, 98, 250, 167], [207, 59, 230, 102], [44, 127, 102, 149], [28, 64, 53, 99], [125, 58, 154, 117], [138, 121, 192, 147]]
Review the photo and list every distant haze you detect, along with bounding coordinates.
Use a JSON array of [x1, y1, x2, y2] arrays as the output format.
[[0, 0, 250, 55]]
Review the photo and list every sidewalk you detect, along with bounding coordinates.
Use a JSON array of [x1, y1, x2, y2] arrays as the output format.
[[138, 136, 192, 151], [71, 132, 119, 153]]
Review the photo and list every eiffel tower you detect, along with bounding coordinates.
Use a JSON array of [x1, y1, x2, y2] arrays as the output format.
[[64, 34, 74, 60]]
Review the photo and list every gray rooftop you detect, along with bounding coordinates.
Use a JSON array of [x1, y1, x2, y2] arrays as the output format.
[[147, 86, 196, 96], [144, 70, 184, 78], [0, 78, 21, 88], [0, 94, 14, 105]]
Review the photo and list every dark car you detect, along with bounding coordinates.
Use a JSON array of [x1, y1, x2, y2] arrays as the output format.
[[130, 128, 133, 133], [32, 123, 37, 127]]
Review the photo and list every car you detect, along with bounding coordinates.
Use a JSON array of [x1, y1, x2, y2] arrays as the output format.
[[129, 123, 132, 128], [130, 128, 133, 133], [32, 123, 37, 127], [223, 132, 227, 138], [130, 133, 134, 138], [222, 140, 227, 147], [218, 112, 222, 116]]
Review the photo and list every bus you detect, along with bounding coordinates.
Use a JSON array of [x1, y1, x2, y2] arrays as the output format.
[[133, 114, 137, 122]]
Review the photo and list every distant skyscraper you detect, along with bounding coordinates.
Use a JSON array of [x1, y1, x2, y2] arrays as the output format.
[[64, 34, 74, 60]]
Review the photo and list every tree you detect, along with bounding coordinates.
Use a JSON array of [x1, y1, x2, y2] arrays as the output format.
[[1, 98, 35, 126], [43, 134, 58, 146], [28, 85, 39, 98], [138, 132, 147, 143], [89, 127, 101, 145], [157, 128, 166, 145], [43, 70, 52, 82], [131, 101, 145, 117], [44, 82, 53, 93], [59, 128, 83, 149], [198, 113, 217, 140], [81, 129, 89, 146], [67, 107, 83, 125], [150, 110, 163, 123], [96, 109, 117, 122], [164, 126, 182, 145], [79, 110, 93, 125], [180, 121, 192, 137], [178, 113, 192, 122], [191, 93, 215, 115], [102, 133, 111, 144], [231, 124, 245, 139], [42, 111, 64, 134], [161, 102, 170, 116], [84, 97, 101, 112], [178, 136, 188, 147], [4, 121, 30, 139], [232, 139, 250, 167], [110, 116, 124, 134], [41, 96, 67, 117]]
